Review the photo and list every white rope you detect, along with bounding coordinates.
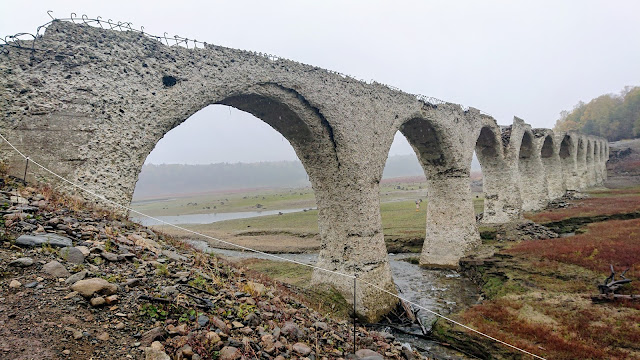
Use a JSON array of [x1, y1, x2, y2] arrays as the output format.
[[0, 132, 546, 359]]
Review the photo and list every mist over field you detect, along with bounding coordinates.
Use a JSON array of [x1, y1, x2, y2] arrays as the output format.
[[133, 155, 483, 199]]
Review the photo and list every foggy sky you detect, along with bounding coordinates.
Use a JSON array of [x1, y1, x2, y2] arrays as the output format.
[[2, 1, 639, 164]]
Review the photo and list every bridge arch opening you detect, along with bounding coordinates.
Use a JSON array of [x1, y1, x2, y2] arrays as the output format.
[[559, 135, 577, 190], [541, 136, 554, 158], [379, 132, 428, 254], [474, 126, 506, 222], [130, 101, 324, 257]]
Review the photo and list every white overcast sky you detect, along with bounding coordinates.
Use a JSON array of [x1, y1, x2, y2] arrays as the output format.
[[2, 1, 639, 164]]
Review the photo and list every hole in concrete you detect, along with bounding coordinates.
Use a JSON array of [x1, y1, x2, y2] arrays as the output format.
[[162, 75, 177, 87]]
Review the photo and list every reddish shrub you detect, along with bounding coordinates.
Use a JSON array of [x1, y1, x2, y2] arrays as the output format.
[[526, 194, 640, 223], [507, 219, 640, 291]]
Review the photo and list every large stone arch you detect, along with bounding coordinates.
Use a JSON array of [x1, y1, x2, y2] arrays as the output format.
[[518, 130, 548, 211], [539, 132, 563, 199], [395, 107, 482, 268]]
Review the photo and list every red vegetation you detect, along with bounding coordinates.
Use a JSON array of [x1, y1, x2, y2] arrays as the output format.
[[507, 218, 640, 290], [459, 299, 631, 360], [525, 193, 640, 223]]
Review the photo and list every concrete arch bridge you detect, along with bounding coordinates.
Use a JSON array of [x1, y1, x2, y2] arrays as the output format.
[[0, 21, 608, 321]]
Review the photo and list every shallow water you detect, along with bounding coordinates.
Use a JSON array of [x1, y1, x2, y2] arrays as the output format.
[[129, 207, 311, 226], [187, 240, 479, 359]]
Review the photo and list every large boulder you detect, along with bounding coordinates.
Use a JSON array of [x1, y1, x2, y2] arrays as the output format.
[[15, 234, 73, 248]]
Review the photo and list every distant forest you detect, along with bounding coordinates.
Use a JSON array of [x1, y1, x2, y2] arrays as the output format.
[[133, 155, 483, 199], [554, 86, 640, 141]]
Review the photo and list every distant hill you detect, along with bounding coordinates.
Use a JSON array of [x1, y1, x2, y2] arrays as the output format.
[[133, 154, 482, 199], [554, 86, 640, 141]]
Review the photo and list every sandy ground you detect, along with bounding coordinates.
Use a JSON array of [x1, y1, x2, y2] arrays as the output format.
[[154, 226, 321, 253]]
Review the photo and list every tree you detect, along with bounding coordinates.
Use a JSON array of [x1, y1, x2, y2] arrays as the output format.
[[554, 86, 640, 141]]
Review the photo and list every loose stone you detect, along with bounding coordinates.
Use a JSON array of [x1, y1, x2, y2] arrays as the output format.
[[71, 278, 118, 297], [15, 234, 73, 248], [144, 347, 171, 360], [219, 346, 240, 360], [42, 260, 71, 278], [197, 314, 209, 327], [9, 257, 34, 267], [65, 270, 87, 285], [59, 247, 85, 264], [293, 342, 312, 356], [355, 349, 384, 360], [90, 297, 106, 307]]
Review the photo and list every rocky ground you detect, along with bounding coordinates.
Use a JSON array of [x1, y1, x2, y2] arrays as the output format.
[[0, 176, 422, 360]]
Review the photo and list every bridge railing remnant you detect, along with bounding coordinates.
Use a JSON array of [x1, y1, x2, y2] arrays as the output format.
[[0, 11, 487, 114]]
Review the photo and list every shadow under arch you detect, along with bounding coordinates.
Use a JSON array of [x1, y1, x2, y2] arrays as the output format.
[[397, 116, 480, 268]]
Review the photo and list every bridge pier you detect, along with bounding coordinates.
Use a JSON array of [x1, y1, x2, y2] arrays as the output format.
[[518, 131, 549, 211], [310, 176, 398, 321], [476, 124, 522, 223], [540, 134, 565, 200], [419, 170, 480, 267]]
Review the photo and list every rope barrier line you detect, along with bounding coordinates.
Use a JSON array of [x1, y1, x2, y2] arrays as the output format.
[[0, 132, 546, 360]]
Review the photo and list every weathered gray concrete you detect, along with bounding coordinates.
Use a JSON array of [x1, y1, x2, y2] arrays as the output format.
[[0, 20, 609, 320], [538, 131, 564, 200], [519, 130, 549, 211], [476, 118, 525, 223]]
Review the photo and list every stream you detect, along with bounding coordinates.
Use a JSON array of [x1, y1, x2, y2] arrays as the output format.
[[130, 207, 311, 226], [186, 240, 479, 359]]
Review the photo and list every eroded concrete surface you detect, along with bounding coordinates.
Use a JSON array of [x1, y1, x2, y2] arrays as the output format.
[[0, 21, 608, 320]]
